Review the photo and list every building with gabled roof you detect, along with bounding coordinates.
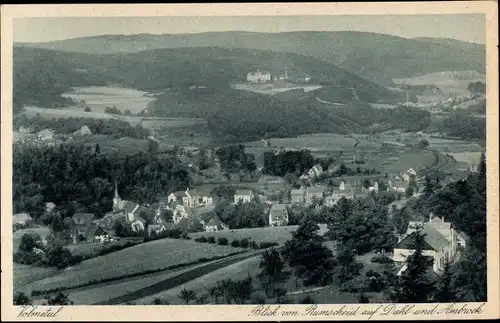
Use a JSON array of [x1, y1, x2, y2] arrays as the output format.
[[234, 189, 254, 204], [268, 204, 289, 227]]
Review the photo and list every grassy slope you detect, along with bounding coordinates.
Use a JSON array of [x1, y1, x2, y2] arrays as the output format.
[[17, 31, 486, 84], [24, 238, 245, 292]]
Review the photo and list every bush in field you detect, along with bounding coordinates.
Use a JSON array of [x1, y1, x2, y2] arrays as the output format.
[[218, 237, 229, 245], [44, 292, 74, 305], [259, 242, 279, 249], [207, 236, 216, 244], [231, 239, 241, 248], [151, 297, 170, 305], [198, 236, 208, 243], [240, 238, 249, 248], [250, 241, 259, 249]]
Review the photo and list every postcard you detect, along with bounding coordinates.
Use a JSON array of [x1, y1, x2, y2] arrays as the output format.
[[1, 2, 499, 321]]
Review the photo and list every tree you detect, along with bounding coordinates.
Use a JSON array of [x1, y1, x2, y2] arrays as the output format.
[[151, 297, 170, 305], [231, 276, 253, 304], [124, 109, 132, 116], [178, 288, 197, 304], [19, 233, 41, 252], [334, 245, 363, 284], [479, 151, 486, 178], [357, 294, 370, 303], [14, 291, 32, 305], [435, 261, 456, 302], [45, 292, 74, 305], [196, 294, 209, 305], [418, 139, 429, 149], [46, 245, 73, 269], [207, 286, 223, 304], [391, 230, 435, 303], [147, 139, 159, 154], [423, 176, 434, 196], [84, 106, 91, 112], [405, 185, 415, 198], [282, 218, 334, 286], [258, 248, 286, 295]]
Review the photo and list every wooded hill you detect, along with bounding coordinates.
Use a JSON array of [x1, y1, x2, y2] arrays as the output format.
[[17, 31, 486, 84]]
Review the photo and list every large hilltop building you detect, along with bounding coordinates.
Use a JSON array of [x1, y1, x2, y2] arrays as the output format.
[[247, 71, 271, 83]]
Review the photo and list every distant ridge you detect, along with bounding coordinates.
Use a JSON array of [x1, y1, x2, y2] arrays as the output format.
[[16, 31, 485, 84]]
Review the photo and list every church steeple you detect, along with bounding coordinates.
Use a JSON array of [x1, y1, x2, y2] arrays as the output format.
[[113, 181, 121, 211]]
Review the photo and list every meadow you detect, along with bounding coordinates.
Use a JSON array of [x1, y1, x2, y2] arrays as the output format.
[[231, 83, 324, 95], [189, 224, 329, 246], [14, 264, 59, 290], [61, 86, 155, 115], [24, 238, 245, 293]]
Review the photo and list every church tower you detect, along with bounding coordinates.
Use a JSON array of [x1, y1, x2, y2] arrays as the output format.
[[113, 181, 122, 212]]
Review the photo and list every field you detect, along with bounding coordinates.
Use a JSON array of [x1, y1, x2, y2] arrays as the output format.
[[22, 106, 143, 125], [14, 264, 59, 290], [23, 239, 245, 293], [61, 86, 155, 114], [392, 70, 485, 94], [13, 226, 51, 251], [449, 152, 482, 166], [426, 138, 483, 153], [231, 83, 324, 95], [189, 224, 329, 246]]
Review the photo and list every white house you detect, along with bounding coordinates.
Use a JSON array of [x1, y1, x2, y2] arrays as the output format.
[[305, 186, 326, 205], [13, 213, 32, 226], [307, 164, 324, 178], [202, 214, 229, 232], [393, 213, 461, 275], [268, 204, 289, 227], [168, 190, 192, 207], [172, 204, 189, 224], [247, 71, 271, 83], [368, 181, 379, 193], [234, 189, 254, 204]]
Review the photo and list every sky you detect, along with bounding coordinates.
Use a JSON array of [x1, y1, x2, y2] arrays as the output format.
[[14, 14, 485, 44]]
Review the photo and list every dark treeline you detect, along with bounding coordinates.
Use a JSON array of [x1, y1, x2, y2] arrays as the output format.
[[13, 143, 192, 220], [13, 115, 150, 139], [438, 111, 486, 140], [467, 81, 486, 94], [215, 145, 256, 173], [263, 150, 315, 177]]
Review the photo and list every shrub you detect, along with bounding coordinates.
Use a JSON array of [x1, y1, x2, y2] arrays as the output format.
[[218, 237, 229, 245], [259, 242, 279, 249], [340, 276, 367, 293], [240, 238, 249, 248], [84, 107, 91, 112], [231, 239, 241, 248], [207, 236, 216, 244], [250, 241, 258, 249], [198, 236, 208, 243], [251, 292, 267, 304], [300, 295, 316, 304], [370, 254, 394, 264]]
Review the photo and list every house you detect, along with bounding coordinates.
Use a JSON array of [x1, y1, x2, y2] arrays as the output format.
[[406, 168, 418, 177], [92, 226, 112, 243], [98, 212, 127, 230], [368, 181, 379, 193], [268, 204, 290, 227], [189, 187, 214, 206], [307, 164, 324, 178], [324, 195, 336, 207], [112, 182, 155, 232], [201, 213, 229, 232], [393, 213, 461, 275], [234, 189, 254, 204], [18, 126, 32, 134], [247, 71, 271, 83], [299, 173, 310, 180], [388, 179, 408, 193], [168, 190, 192, 207], [73, 125, 92, 136], [172, 204, 189, 224], [305, 186, 326, 204], [13, 213, 32, 226], [290, 189, 305, 204], [38, 129, 54, 141], [45, 202, 56, 213], [402, 173, 411, 182], [456, 231, 470, 248], [148, 220, 174, 236], [332, 188, 355, 204], [71, 213, 96, 243]]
